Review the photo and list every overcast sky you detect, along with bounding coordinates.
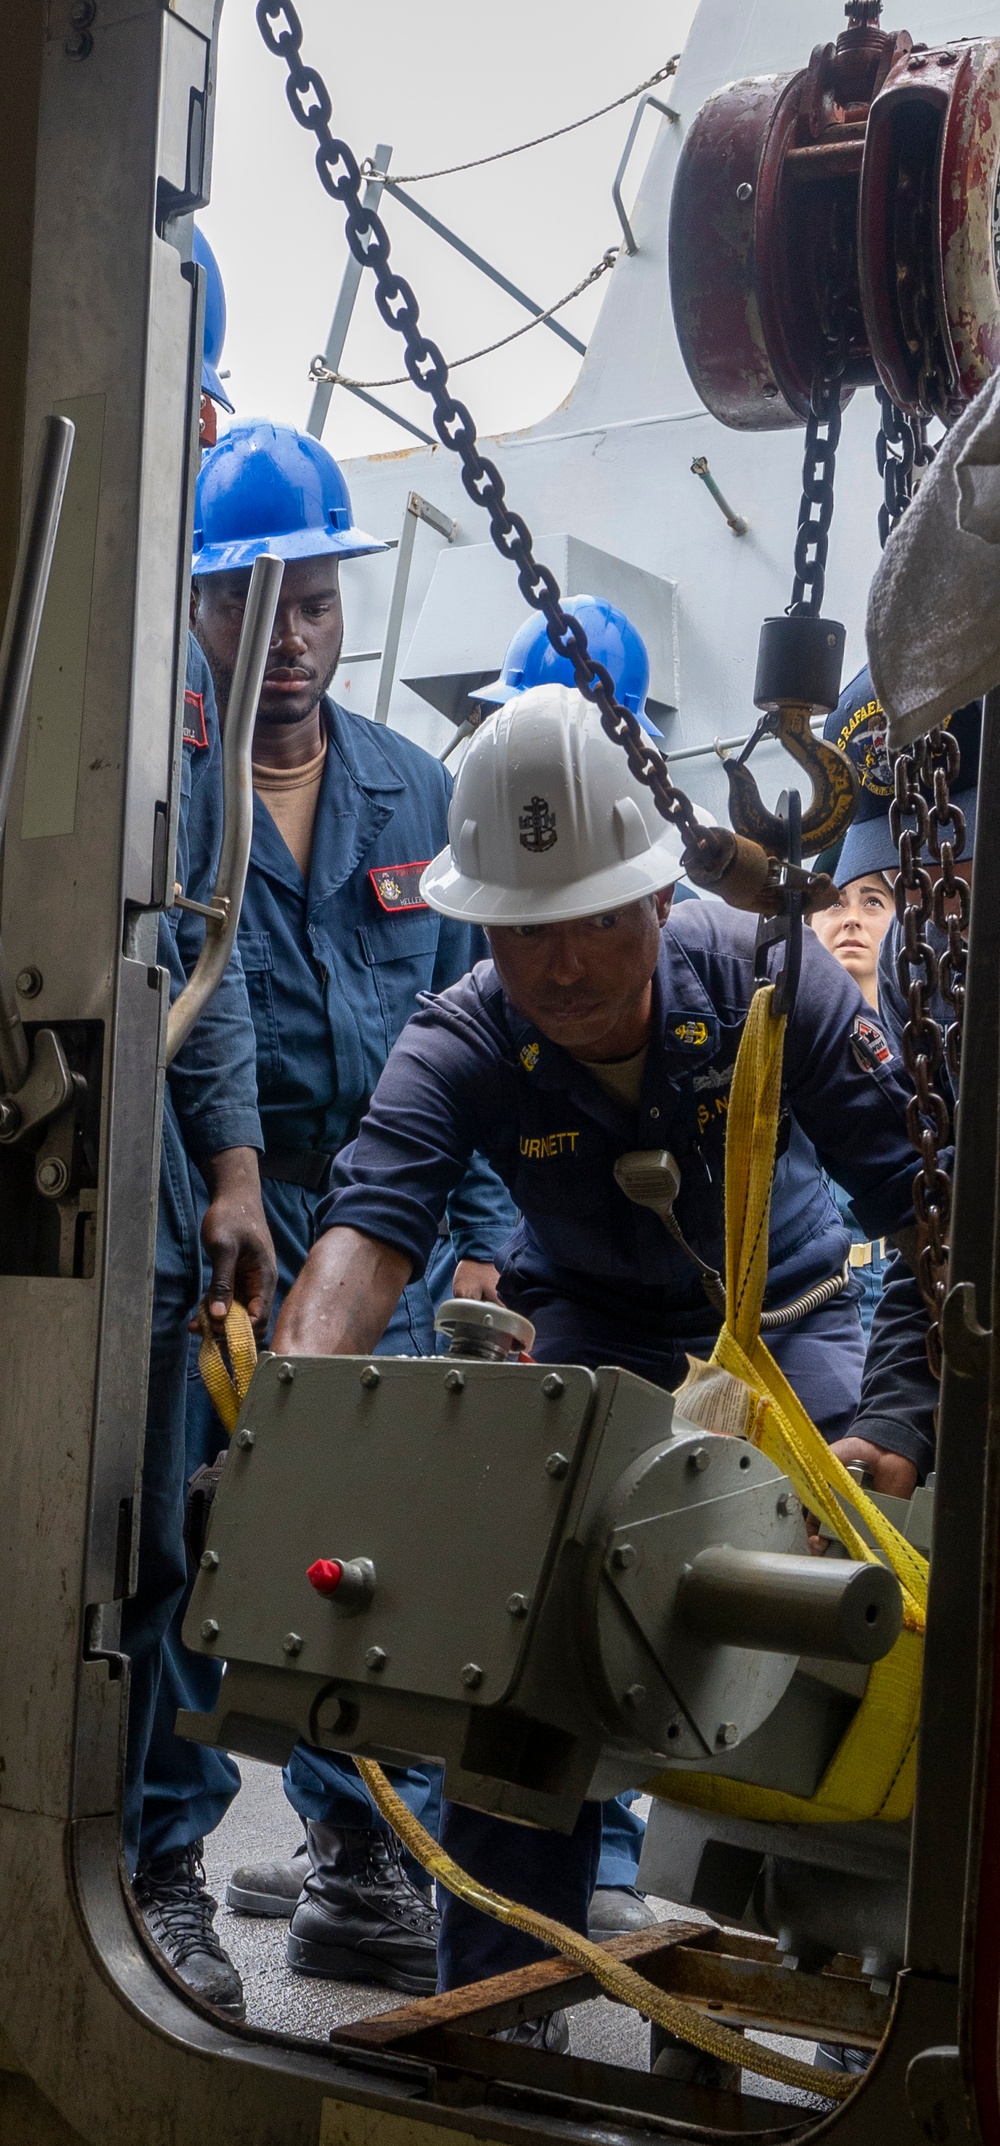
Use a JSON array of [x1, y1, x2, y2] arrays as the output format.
[[201, 0, 699, 461]]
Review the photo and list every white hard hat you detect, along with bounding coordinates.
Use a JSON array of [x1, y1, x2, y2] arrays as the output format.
[[420, 684, 685, 926]]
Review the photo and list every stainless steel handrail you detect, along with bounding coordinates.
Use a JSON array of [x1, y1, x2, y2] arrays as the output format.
[[612, 93, 680, 256], [166, 552, 284, 1064], [0, 415, 75, 1096]]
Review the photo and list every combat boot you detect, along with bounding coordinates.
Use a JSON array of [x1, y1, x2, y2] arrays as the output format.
[[286, 1822, 439, 1992], [227, 1839, 309, 1917], [588, 1886, 657, 1938], [650, 2023, 741, 2092], [495, 2012, 570, 2051], [134, 1841, 245, 2019]]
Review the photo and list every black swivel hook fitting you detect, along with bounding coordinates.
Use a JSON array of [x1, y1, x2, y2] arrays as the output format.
[[726, 615, 858, 860], [754, 789, 804, 1020]]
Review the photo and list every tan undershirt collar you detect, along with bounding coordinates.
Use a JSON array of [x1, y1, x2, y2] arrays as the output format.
[[252, 738, 328, 880], [579, 1041, 649, 1110]]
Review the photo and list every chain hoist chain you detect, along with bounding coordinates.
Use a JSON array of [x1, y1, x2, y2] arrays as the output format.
[[789, 190, 856, 615], [889, 733, 966, 1378], [872, 119, 955, 1374], [911, 147, 951, 418], [874, 369, 956, 1377], [255, 1, 714, 860], [879, 387, 961, 1379], [874, 384, 933, 546]]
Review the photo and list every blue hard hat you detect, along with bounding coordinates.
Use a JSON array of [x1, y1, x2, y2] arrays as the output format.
[[192, 421, 388, 574], [476, 595, 661, 737], [823, 665, 979, 884], [193, 225, 234, 415]]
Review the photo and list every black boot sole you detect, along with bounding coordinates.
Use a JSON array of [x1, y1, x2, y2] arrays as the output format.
[[203, 1994, 248, 2022], [226, 1881, 299, 1918], [286, 1932, 437, 1993]]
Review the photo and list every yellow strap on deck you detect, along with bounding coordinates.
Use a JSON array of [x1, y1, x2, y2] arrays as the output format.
[[647, 983, 927, 1827], [354, 1756, 853, 2100]]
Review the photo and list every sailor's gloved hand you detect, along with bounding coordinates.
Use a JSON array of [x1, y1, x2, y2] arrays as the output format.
[[805, 1437, 919, 1553], [197, 1146, 277, 1338], [451, 1259, 502, 1304]]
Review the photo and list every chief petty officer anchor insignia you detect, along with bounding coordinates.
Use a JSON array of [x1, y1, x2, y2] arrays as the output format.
[[519, 797, 557, 852]]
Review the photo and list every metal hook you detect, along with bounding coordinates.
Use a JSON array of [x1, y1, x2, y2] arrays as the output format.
[[725, 615, 858, 859], [725, 705, 858, 859]]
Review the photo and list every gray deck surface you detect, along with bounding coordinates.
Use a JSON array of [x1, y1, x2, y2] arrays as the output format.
[[200, 1760, 833, 2109]]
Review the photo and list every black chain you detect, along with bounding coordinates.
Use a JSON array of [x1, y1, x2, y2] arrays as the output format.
[[789, 191, 856, 615], [874, 341, 957, 1375], [889, 733, 966, 1378], [874, 109, 957, 1376], [254, 1, 715, 861], [875, 384, 934, 545], [877, 393, 961, 1379], [893, 127, 952, 420]]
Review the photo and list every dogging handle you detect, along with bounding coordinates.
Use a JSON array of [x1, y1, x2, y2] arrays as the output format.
[[677, 1544, 903, 1665]]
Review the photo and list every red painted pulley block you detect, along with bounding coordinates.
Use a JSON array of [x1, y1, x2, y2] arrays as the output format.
[[670, 11, 1000, 427]]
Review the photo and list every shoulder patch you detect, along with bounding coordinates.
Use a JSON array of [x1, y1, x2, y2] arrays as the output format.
[[851, 1012, 893, 1072], [369, 861, 430, 912], [182, 688, 209, 749]]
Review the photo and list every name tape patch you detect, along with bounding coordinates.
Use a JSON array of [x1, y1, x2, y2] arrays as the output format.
[[519, 1130, 579, 1159], [369, 861, 430, 912], [851, 1013, 893, 1073], [182, 688, 209, 749]]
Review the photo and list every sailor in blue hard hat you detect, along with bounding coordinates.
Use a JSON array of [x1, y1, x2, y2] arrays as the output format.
[[124, 267, 278, 2019], [192, 225, 235, 448], [474, 594, 665, 738], [189, 419, 516, 1991], [192, 418, 386, 572]]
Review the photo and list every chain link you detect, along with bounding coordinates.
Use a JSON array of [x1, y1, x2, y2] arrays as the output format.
[[255, 0, 720, 863], [890, 732, 965, 1378], [789, 191, 857, 615], [874, 384, 935, 545], [873, 110, 953, 1363], [874, 357, 956, 1377]]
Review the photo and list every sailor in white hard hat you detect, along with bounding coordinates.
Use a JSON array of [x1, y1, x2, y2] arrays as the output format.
[[268, 684, 930, 2005]]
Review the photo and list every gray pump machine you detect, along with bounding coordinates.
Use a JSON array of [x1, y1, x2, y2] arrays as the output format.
[[180, 1298, 924, 1977]]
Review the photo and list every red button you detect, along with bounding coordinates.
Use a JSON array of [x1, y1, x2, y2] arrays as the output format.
[[308, 1558, 343, 1595]]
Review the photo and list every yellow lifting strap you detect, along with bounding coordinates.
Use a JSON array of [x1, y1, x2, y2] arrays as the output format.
[[648, 983, 928, 1828], [197, 1300, 258, 1435], [354, 1756, 853, 2101]]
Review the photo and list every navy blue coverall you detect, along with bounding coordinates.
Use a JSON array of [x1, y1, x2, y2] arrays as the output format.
[[179, 697, 527, 1855], [316, 900, 925, 1984], [122, 640, 262, 1872]]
